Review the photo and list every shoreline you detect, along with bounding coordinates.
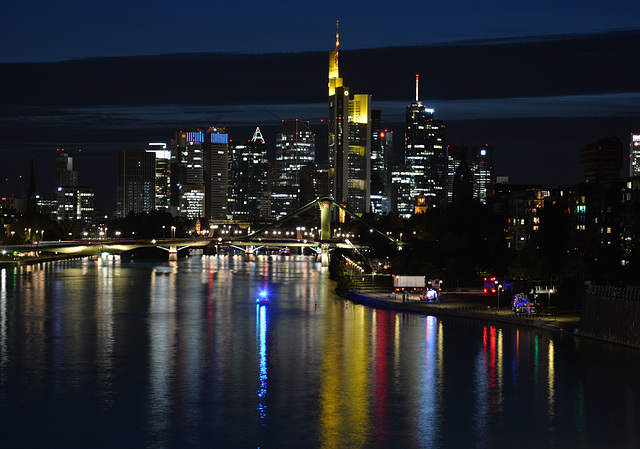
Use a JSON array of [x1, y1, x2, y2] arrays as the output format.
[[344, 290, 640, 350], [344, 289, 581, 335]]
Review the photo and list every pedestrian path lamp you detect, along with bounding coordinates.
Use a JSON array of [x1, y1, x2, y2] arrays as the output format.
[[495, 280, 502, 310]]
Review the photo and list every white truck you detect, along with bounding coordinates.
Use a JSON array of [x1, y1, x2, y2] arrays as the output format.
[[393, 275, 425, 289]]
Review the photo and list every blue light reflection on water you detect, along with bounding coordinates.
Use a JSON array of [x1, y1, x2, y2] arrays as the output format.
[[0, 256, 640, 448], [257, 303, 267, 427]]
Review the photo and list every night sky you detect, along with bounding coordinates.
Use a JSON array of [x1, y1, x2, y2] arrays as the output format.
[[2, 1, 640, 212], [2, 0, 640, 63]]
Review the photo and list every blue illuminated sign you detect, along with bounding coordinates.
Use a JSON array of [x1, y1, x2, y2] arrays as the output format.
[[210, 133, 229, 144], [186, 132, 204, 143]]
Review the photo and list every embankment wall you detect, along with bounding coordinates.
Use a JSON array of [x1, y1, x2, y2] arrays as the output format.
[[580, 286, 640, 347]]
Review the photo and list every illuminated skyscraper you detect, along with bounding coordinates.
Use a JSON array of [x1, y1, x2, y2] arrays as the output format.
[[170, 128, 228, 220], [405, 74, 447, 210], [229, 127, 268, 220], [146, 143, 171, 212], [328, 22, 371, 215], [203, 127, 229, 221], [172, 131, 205, 186], [171, 130, 205, 214], [631, 133, 640, 177], [117, 149, 156, 217], [371, 110, 392, 214], [57, 186, 94, 233], [54, 150, 93, 232], [275, 120, 315, 188], [272, 119, 316, 219], [391, 165, 413, 218], [471, 144, 493, 204]]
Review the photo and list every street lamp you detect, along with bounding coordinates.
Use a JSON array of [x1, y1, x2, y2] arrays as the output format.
[[495, 280, 502, 311], [171, 226, 176, 239]]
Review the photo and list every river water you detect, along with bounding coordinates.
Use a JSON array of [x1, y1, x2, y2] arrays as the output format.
[[1, 255, 639, 448]]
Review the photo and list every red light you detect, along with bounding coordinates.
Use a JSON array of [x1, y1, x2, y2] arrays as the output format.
[[380, 131, 385, 138], [483, 288, 487, 293]]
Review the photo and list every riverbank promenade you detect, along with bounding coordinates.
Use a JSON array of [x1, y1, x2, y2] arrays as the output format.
[[346, 289, 581, 335]]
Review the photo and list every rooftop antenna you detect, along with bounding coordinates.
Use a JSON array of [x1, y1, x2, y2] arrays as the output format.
[[415, 74, 419, 102], [335, 20, 339, 50], [252, 127, 265, 143]]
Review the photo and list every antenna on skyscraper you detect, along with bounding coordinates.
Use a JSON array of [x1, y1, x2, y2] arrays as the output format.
[[335, 20, 339, 50], [252, 127, 265, 143], [415, 74, 419, 102]]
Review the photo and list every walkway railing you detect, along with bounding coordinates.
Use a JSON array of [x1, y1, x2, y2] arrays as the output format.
[[586, 284, 640, 301]]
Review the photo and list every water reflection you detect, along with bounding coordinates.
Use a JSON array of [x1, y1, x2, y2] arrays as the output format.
[[95, 259, 114, 406], [0, 268, 7, 393], [415, 315, 442, 448], [0, 256, 639, 448], [256, 303, 267, 426], [147, 260, 178, 444]]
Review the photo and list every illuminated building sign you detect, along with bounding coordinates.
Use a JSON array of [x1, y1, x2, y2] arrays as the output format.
[[186, 132, 204, 143], [210, 133, 229, 144]]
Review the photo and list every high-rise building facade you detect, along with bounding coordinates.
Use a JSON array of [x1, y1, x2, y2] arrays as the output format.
[[54, 150, 94, 232], [229, 127, 268, 221], [580, 136, 623, 182], [452, 157, 474, 204], [391, 165, 413, 218], [405, 75, 447, 210], [327, 23, 371, 215], [347, 94, 371, 214], [171, 130, 205, 212], [446, 145, 467, 205], [274, 120, 315, 189], [55, 151, 78, 188], [203, 127, 229, 221], [371, 110, 392, 214], [272, 119, 316, 219], [146, 143, 171, 212], [117, 149, 156, 217], [631, 133, 640, 177], [300, 163, 330, 206], [471, 144, 493, 204], [57, 186, 94, 233], [170, 128, 228, 220]]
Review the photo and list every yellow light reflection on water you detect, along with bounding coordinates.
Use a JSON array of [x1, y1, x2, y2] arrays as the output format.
[[548, 339, 555, 421], [319, 303, 371, 448]]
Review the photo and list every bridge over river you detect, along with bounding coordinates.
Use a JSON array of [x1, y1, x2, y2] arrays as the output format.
[[1, 198, 401, 266]]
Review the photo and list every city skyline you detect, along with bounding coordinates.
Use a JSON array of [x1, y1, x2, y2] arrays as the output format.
[[1, 28, 639, 211]]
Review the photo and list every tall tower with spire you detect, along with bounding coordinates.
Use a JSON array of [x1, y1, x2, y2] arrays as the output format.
[[328, 22, 371, 215], [328, 21, 349, 209], [405, 74, 447, 210]]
